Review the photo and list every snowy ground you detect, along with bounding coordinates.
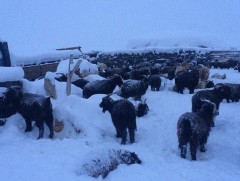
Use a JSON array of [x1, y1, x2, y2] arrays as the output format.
[[0, 68, 240, 181]]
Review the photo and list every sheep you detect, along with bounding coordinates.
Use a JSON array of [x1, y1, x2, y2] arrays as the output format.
[[177, 100, 218, 160], [2, 86, 54, 139], [83, 75, 123, 98], [148, 75, 161, 91], [175, 69, 199, 94], [77, 148, 142, 178], [211, 73, 226, 80], [120, 77, 149, 101], [135, 99, 149, 117], [191, 83, 231, 126], [198, 64, 210, 82], [99, 95, 137, 144]]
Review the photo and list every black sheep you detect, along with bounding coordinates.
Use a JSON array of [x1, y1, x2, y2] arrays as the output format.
[[175, 69, 199, 94], [99, 96, 137, 144], [83, 75, 123, 98], [120, 77, 149, 101], [78, 148, 142, 178], [2, 86, 54, 139], [177, 101, 218, 160], [148, 75, 161, 91]]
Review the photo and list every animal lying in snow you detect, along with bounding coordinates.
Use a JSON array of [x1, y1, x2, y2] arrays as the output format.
[[177, 100, 218, 160], [99, 95, 137, 144], [135, 99, 149, 117], [1, 86, 54, 139], [54, 73, 89, 89], [77, 148, 142, 178], [83, 75, 123, 98], [210, 73, 226, 79]]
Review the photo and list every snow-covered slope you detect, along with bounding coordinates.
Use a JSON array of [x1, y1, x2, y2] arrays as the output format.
[[0, 0, 240, 57]]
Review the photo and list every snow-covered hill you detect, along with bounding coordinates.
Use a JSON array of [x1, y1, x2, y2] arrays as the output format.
[[1, 0, 240, 57]]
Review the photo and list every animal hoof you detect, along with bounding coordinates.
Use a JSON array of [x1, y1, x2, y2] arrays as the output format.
[[191, 156, 196, 161], [25, 128, 32, 132], [49, 134, 54, 139], [121, 141, 126, 145], [116, 134, 121, 138], [181, 154, 186, 159], [200, 147, 206, 152]]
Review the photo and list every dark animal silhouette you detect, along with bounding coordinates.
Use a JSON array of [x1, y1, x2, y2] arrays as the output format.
[[2, 86, 54, 139], [136, 99, 149, 117], [148, 75, 161, 91], [99, 96, 137, 144], [177, 101, 218, 160], [175, 69, 199, 94], [120, 77, 149, 100], [83, 75, 123, 98]]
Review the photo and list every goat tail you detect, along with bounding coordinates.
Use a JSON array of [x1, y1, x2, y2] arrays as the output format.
[[177, 119, 192, 148]]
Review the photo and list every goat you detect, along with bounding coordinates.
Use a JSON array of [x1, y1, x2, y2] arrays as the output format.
[[83, 75, 123, 98], [136, 99, 149, 117], [191, 83, 231, 126], [177, 101, 218, 160], [120, 77, 149, 100], [148, 75, 161, 91], [175, 69, 199, 94], [2, 86, 54, 139], [99, 96, 137, 144]]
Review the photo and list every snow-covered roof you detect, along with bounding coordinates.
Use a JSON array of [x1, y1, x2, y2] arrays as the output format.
[[0, 67, 24, 82], [10, 50, 82, 66]]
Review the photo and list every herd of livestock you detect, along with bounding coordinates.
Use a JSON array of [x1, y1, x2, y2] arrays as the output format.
[[1, 54, 240, 162]]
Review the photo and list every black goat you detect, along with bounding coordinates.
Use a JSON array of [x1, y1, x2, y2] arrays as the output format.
[[120, 77, 149, 101], [177, 101, 218, 160], [136, 99, 149, 117], [223, 83, 240, 102], [191, 83, 231, 126], [2, 86, 54, 139], [99, 96, 137, 144], [54, 73, 89, 89], [175, 69, 199, 94], [83, 75, 123, 98], [72, 79, 89, 89], [148, 75, 161, 91]]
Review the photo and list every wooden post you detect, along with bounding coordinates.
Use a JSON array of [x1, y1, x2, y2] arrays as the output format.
[[66, 55, 82, 96], [0, 42, 11, 67]]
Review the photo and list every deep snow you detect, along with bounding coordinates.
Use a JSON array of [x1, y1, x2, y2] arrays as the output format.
[[0, 68, 240, 181]]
